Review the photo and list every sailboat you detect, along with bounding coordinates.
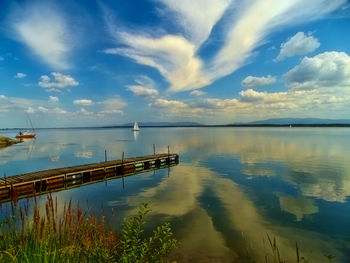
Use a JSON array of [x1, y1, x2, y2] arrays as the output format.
[[132, 122, 140, 131], [16, 114, 36, 139]]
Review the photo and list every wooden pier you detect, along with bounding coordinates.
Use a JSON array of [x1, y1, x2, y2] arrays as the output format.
[[0, 153, 179, 203]]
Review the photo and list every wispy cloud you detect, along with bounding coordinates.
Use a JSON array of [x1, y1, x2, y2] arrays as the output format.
[[10, 2, 72, 69], [104, 0, 346, 92], [158, 0, 232, 48], [105, 33, 209, 91]]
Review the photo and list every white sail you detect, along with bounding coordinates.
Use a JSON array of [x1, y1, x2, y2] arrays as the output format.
[[132, 122, 140, 131]]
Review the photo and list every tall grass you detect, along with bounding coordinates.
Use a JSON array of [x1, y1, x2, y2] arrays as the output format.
[[0, 196, 177, 263]]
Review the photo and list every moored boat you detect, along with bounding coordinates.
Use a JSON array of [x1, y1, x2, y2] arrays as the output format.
[[16, 132, 36, 139], [16, 114, 36, 139]]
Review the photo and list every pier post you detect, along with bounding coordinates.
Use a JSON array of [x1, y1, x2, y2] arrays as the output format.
[[105, 150, 107, 162], [153, 144, 156, 155], [122, 152, 125, 174], [167, 145, 170, 165]]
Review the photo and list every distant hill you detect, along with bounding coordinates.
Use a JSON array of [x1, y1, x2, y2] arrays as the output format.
[[245, 118, 350, 125]]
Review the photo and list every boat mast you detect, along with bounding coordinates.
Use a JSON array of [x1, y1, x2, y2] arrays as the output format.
[[26, 113, 35, 133]]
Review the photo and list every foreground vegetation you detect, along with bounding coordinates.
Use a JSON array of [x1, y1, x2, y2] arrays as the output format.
[[0, 195, 338, 263], [0, 196, 177, 262]]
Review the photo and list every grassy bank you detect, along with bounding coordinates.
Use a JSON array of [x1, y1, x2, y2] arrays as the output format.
[[0, 136, 20, 149], [0, 196, 177, 262]]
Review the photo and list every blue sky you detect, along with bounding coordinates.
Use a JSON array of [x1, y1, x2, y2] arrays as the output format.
[[0, 0, 350, 128]]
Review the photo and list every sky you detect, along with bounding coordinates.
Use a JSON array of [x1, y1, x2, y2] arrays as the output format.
[[0, 0, 350, 128]]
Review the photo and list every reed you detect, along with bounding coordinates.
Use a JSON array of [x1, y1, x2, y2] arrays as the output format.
[[0, 195, 177, 263]]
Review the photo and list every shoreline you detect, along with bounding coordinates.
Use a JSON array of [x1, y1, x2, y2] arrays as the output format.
[[0, 136, 21, 149], [1, 124, 350, 130]]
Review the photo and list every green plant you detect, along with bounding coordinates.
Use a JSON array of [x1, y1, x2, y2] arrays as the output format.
[[116, 203, 178, 263]]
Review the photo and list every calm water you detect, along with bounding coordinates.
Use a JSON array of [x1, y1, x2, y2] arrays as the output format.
[[1, 127, 350, 262]]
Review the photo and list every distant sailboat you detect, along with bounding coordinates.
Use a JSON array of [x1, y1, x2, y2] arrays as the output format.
[[132, 122, 140, 131]]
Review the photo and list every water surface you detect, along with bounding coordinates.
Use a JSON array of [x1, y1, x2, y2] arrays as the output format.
[[1, 127, 350, 262]]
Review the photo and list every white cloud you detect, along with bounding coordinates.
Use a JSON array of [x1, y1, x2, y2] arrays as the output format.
[[38, 72, 78, 90], [25, 106, 36, 114], [149, 98, 205, 116], [284, 51, 350, 89], [146, 78, 350, 120], [151, 98, 188, 109], [126, 75, 159, 98], [127, 85, 159, 98], [0, 95, 45, 114], [11, 3, 71, 69], [14, 72, 27, 78], [239, 89, 289, 104], [276, 32, 320, 61], [97, 96, 126, 116], [241, 75, 276, 87], [24, 105, 68, 115], [0, 93, 130, 122], [190, 90, 207, 96], [48, 96, 59, 103], [73, 99, 93, 106], [52, 107, 68, 114], [78, 108, 94, 116], [37, 106, 49, 113]]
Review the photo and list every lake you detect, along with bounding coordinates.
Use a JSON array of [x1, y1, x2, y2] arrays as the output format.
[[1, 127, 350, 262]]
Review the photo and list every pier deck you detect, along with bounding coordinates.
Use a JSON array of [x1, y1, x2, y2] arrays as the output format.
[[0, 153, 179, 203]]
